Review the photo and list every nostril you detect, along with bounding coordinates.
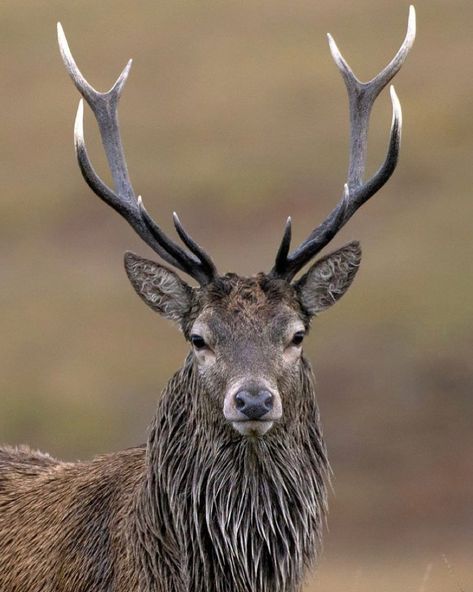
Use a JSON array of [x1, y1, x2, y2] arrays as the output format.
[[261, 390, 273, 411], [235, 392, 246, 411]]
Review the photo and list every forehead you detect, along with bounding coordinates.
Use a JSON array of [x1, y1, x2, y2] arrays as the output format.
[[191, 273, 305, 336]]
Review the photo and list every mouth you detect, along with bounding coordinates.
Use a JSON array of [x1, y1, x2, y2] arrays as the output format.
[[231, 420, 274, 437]]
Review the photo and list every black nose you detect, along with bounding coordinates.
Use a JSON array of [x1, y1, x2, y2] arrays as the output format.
[[235, 389, 273, 420]]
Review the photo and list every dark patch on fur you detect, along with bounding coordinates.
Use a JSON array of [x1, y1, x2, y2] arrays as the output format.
[[183, 273, 309, 336]]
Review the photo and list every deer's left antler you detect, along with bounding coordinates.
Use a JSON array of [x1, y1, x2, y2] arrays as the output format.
[[271, 6, 416, 281]]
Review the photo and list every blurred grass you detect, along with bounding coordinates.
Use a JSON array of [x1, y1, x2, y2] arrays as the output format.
[[1, 0, 472, 588]]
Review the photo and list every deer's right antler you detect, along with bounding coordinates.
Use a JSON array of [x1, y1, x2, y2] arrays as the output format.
[[57, 24, 217, 286], [271, 6, 416, 281]]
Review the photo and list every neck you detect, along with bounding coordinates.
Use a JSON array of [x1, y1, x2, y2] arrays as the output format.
[[134, 356, 329, 592]]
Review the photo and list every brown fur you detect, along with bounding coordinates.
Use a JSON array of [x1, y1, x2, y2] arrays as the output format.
[[0, 246, 360, 591], [0, 445, 144, 590]]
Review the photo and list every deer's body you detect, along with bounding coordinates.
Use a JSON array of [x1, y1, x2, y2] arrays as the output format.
[[0, 445, 141, 591], [0, 281, 327, 592], [0, 9, 414, 592]]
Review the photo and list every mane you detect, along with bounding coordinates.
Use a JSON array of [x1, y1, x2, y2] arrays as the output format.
[[131, 355, 328, 592]]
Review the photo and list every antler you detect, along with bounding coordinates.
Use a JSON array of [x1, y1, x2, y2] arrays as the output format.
[[272, 6, 416, 281], [57, 23, 217, 286]]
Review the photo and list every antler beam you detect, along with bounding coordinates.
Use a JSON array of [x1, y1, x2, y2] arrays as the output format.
[[272, 6, 416, 281], [57, 23, 217, 286]]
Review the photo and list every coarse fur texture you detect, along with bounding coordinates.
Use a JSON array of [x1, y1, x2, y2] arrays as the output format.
[[0, 244, 361, 592], [132, 356, 327, 592]]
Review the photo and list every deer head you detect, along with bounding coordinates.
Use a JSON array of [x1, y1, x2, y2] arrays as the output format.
[[57, 7, 415, 438]]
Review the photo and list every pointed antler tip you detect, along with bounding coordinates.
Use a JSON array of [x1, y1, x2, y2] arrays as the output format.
[[111, 59, 133, 97], [327, 32, 355, 83], [172, 212, 182, 228], [122, 59, 133, 76], [282, 216, 292, 238], [390, 85, 402, 127], [57, 23, 65, 47], [57, 22, 66, 42], [326, 33, 339, 56], [57, 22, 69, 49], [74, 99, 84, 135], [403, 5, 416, 49]]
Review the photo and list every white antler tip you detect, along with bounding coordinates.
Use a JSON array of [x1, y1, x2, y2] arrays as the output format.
[[112, 59, 133, 97], [408, 6, 416, 29], [406, 5, 417, 45], [326, 32, 354, 80], [123, 59, 133, 75], [390, 85, 400, 108], [57, 22, 66, 48], [326, 33, 339, 59], [73, 100, 85, 154], [389, 85, 402, 126], [74, 99, 84, 133]]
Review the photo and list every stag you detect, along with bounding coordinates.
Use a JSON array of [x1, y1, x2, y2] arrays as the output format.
[[0, 8, 415, 592]]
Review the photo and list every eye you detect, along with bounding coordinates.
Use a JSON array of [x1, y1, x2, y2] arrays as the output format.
[[291, 331, 305, 347], [190, 334, 207, 350]]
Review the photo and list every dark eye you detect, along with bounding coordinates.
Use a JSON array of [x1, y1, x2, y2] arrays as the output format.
[[190, 334, 207, 350], [291, 331, 305, 347]]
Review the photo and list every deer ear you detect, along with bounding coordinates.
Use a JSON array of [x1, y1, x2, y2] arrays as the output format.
[[294, 241, 361, 316], [124, 252, 193, 323]]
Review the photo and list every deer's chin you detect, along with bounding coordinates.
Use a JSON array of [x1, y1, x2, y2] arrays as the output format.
[[231, 420, 274, 437]]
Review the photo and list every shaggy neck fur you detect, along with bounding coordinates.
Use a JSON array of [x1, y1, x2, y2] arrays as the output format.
[[131, 354, 328, 592]]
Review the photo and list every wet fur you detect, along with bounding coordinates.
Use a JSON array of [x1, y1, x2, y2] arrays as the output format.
[[0, 273, 336, 591]]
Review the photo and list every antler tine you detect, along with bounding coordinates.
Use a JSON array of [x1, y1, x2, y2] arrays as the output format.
[[172, 213, 217, 278], [58, 23, 216, 286], [58, 23, 135, 202], [273, 217, 292, 276], [271, 6, 415, 281], [329, 5, 415, 189], [74, 98, 212, 283]]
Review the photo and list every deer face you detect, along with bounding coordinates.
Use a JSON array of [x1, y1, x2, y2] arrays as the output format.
[[124, 241, 361, 437], [188, 277, 305, 437]]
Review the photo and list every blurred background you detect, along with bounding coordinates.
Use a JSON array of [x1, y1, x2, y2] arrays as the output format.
[[1, 0, 471, 590]]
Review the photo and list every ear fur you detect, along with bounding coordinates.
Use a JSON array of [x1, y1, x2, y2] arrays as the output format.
[[124, 252, 193, 323], [294, 241, 362, 316]]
